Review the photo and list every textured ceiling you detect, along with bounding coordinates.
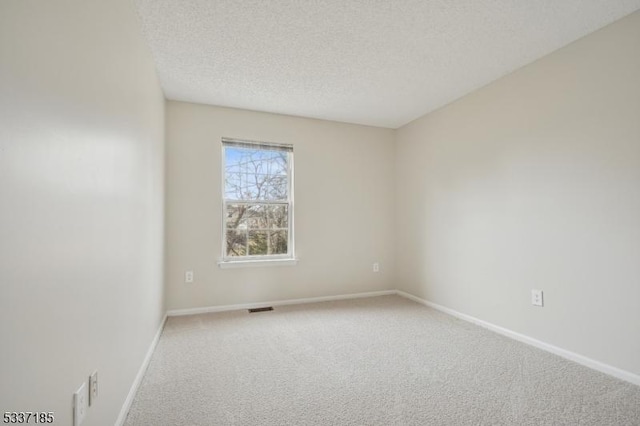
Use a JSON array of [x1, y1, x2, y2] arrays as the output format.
[[134, 1, 640, 128]]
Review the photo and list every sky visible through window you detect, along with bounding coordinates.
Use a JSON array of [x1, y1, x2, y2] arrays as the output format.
[[225, 147, 287, 201]]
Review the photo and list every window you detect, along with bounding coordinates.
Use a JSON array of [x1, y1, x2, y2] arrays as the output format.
[[220, 138, 295, 265]]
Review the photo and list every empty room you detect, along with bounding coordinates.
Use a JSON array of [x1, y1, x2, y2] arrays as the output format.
[[1, 1, 639, 425]]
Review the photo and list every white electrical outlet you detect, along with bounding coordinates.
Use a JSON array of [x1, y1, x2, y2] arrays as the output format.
[[73, 382, 88, 426], [531, 289, 544, 307], [373, 262, 379, 273], [89, 371, 98, 406], [185, 270, 194, 283]]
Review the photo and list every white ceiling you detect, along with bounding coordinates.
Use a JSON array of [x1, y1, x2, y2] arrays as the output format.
[[134, 1, 640, 129]]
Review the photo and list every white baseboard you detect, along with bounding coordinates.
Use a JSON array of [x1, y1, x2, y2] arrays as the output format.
[[115, 314, 168, 426], [395, 290, 640, 387], [166, 290, 396, 317]]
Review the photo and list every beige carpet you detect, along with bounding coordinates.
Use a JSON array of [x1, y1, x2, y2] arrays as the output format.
[[125, 295, 640, 425]]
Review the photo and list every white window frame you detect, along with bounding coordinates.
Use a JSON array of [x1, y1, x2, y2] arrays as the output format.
[[218, 137, 296, 268]]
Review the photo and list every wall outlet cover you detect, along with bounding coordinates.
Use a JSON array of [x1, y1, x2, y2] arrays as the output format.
[[74, 382, 87, 426], [531, 289, 544, 307], [89, 371, 98, 406]]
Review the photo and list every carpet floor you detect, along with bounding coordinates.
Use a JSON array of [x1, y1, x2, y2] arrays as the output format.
[[124, 295, 640, 425]]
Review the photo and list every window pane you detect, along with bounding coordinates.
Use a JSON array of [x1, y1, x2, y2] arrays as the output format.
[[225, 147, 288, 201], [226, 230, 247, 257], [248, 230, 288, 255], [247, 231, 268, 255], [227, 204, 288, 230], [267, 205, 288, 229], [247, 204, 288, 230], [245, 204, 267, 230], [269, 230, 288, 254], [225, 204, 248, 229]]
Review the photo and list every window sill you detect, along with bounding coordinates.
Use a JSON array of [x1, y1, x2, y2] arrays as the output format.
[[217, 258, 298, 269]]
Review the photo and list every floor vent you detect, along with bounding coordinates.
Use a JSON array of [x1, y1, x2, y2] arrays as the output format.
[[248, 306, 274, 313]]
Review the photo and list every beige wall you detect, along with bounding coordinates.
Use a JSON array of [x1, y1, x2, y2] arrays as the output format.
[[0, 1, 165, 425], [166, 101, 395, 310], [396, 11, 640, 375]]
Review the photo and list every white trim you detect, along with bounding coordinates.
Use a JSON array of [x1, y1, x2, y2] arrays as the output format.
[[217, 258, 298, 268], [166, 290, 396, 316], [288, 149, 295, 262], [114, 314, 168, 426], [395, 290, 640, 387], [220, 141, 227, 260]]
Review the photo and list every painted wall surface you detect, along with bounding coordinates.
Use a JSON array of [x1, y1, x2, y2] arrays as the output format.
[[396, 11, 640, 375], [165, 101, 395, 310], [0, 1, 165, 425]]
